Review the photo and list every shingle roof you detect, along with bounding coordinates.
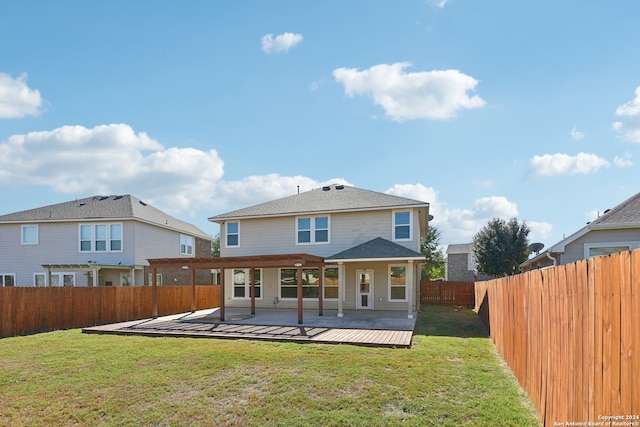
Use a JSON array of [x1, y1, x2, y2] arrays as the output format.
[[0, 195, 210, 239], [589, 191, 640, 226], [209, 184, 429, 221], [326, 237, 425, 261]]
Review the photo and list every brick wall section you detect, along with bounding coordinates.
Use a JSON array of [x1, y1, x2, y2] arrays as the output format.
[[446, 253, 476, 281], [144, 237, 214, 285]]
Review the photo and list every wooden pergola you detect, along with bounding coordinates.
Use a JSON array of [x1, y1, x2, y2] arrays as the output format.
[[147, 254, 325, 324]]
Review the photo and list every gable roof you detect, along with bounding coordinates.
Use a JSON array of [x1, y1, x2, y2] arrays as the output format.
[[588, 191, 640, 228], [446, 243, 471, 255], [326, 237, 425, 262], [0, 195, 210, 239], [208, 184, 429, 221]]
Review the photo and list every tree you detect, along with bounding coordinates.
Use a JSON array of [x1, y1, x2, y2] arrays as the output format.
[[471, 217, 530, 277], [420, 225, 446, 280], [211, 233, 220, 257]]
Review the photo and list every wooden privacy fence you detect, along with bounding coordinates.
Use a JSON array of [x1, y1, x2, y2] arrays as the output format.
[[420, 280, 475, 307], [475, 250, 640, 426], [0, 285, 220, 339]]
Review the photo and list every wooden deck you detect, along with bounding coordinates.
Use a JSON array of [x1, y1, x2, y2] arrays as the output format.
[[82, 317, 414, 348]]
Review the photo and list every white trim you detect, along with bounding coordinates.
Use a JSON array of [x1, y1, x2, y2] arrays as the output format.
[[231, 268, 263, 300], [78, 222, 123, 253], [295, 215, 331, 245], [388, 264, 409, 302], [225, 221, 240, 248], [180, 234, 195, 256], [583, 241, 640, 259], [21, 224, 38, 245], [325, 256, 425, 263], [392, 210, 413, 242], [0, 273, 16, 287], [356, 269, 374, 310], [47, 272, 76, 287], [33, 272, 46, 287]]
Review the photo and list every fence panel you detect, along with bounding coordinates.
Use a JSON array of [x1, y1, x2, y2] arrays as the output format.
[[475, 249, 640, 426], [0, 285, 219, 338], [420, 280, 475, 307]]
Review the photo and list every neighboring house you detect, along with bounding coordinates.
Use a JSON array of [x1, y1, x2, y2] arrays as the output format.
[[521, 190, 640, 271], [207, 184, 429, 318], [0, 195, 212, 287], [445, 243, 493, 282]]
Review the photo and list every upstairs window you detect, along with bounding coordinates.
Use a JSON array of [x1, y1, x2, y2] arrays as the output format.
[[296, 216, 330, 245], [393, 211, 412, 241], [21, 225, 38, 244], [180, 234, 194, 255], [79, 223, 123, 252], [226, 222, 239, 247]]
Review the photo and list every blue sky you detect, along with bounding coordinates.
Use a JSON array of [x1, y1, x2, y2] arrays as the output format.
[[1, 1, 640, 253]]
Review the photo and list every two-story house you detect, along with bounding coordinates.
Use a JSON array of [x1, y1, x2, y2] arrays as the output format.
[[204, 184, 429, 319], [0, 195, 212, 287]]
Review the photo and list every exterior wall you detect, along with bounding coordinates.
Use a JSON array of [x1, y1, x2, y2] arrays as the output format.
[[0, 220, 212, 287], [143, 237, 214, 285], [219, 208, 423, 258], [446, 253, 476, 282], [220, 260, 419, 312], [559, 228, 640, 265]]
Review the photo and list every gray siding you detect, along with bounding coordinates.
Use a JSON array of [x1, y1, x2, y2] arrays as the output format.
[[560, 229, 640, 265], [220, 209, 423, 258]]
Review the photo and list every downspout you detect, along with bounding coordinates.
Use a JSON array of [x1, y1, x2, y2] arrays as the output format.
[[546, 252, 557, 267]]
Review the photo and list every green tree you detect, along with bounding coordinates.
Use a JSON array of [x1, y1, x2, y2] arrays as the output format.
[[211, 233, 220, 257], [420, 225, 446, 280], [471, 217, 530, 277]]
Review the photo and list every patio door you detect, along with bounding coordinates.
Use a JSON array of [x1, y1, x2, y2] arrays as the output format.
[[356, 270, 373, 309]]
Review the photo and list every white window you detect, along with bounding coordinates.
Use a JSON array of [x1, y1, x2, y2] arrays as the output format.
[[148, 273, 163, 286], [232, 269, 262, 299], [584, 242, 640, 259], [34, 273, 45, 287], [79, 223, 123, 252], [1, 274, 16, 287], [180, 234, 194, 255], [389, 265, 407, 302], [21, 225, 38, 244], [323, 266, 339, 300], [279, 268, 320, 299], [296, 216, 330, 245], [49, 273, 75, 287], [393, 211, 412, 241], [226, 222, 239, 247]]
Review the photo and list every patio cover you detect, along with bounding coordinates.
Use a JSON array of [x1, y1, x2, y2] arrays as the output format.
[[147, 254, 325, 324]]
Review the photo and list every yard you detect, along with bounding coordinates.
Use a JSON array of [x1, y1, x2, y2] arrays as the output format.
[[0, 305, 541, 426]]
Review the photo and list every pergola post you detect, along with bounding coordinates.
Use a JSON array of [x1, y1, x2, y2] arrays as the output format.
[[250, 267, 256, 315], [219, 268, 225, 321], [190, 267, 196, 313], [337, 262, 344, 317], [318, 267, 324, 316], [297, 264, 303, 324], [407, 261, 414, 319], [152, 267, 158, 319]]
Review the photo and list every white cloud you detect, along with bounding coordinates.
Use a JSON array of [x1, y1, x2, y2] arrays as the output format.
[[527, 152, 610, 177], [429, 0, 449, 7], [333, 62, 485, 121], [571, 126, 584, 141], [614, 151, 633, 168], [612, 86, 640, 143], [0, 72, 43, 119], [261, 32, 303, 54]]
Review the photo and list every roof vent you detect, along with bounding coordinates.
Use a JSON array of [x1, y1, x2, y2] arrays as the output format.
[[139, 201, 147, 206], [335, 185, 344, 190], [99, 196, 109, 201], [78, 202, 86, 207], [114, 195, 123, 200], [322, 186, 331, 191]]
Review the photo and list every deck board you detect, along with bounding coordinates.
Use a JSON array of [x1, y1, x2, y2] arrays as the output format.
[[84, 319, 413, 348]]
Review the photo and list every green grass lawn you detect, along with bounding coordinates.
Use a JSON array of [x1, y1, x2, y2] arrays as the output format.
[[0, 305, 541, 427]]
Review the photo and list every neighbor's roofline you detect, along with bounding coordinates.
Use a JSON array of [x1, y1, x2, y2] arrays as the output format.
[[325, 256, 426, 263]]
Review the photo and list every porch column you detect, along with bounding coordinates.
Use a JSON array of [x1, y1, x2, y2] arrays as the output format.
[[130, 267, 136, 286], [296, 264, 303, 324], [219, 268, 225, 321], [407, 261, 414, 319], [250, 267, 256, 315], [152, 267, 158, 319], [337, 262, 344, 318], [45, 267, 51, 287], [318, 266, 324, 316], [92, 267, 99, 287], [190, 267, 196, 313]]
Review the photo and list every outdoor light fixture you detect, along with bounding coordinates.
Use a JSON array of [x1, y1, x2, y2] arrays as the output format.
[[294, 262, 302, 267], [181, 265, 189, 270]]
